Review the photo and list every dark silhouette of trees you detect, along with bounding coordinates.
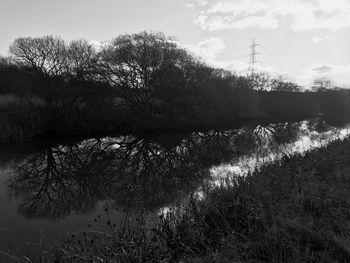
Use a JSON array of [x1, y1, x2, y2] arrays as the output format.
[[9, 36, 68, 78], [316, 89, 350, 117], [2, 31, 350, 143], [312, 77, 334, 91], [67, 39, 98, 81], [99, 32, 189, 114], [95, 31, 264, 129], [250, 72, 271, 91], [9, 36, 98, 82], [270, 76, 301, 92], [250, 73, 301, 92]]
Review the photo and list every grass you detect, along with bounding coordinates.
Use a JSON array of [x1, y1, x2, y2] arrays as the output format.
[[4, 134, 350, 262], [175, 137, 350, 262]]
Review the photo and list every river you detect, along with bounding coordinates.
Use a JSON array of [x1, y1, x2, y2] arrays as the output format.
[[0, 116, 349, 252]]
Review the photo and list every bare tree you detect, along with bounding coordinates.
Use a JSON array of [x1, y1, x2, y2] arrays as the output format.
[[67, 39, 98, 81], [0, 56, 9, 66], [270, 76, 301, 92], [312, 77, 334, 91], [9, 36, 68, 77], [250, 72, 271, 91], [99, 31, 191, 112]]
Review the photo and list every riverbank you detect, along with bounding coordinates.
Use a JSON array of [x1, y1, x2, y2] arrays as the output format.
[[1, 90, 349, 144], [4, 130, 349, 262], [72, 136, 350, 262]]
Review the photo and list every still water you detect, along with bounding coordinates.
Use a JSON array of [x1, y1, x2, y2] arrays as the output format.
[[0, 117, 350, 251]]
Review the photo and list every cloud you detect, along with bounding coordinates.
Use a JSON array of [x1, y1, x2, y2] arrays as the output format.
[[312, 35, 332, 43], [182, 37, 226, 60], [191, 0, 350, 31], [312, 65, 333, 73], [197, 15, 279, 30], [304, 63, 350, 75], [298, 63, 350, 86], [231, 16, 279, 30], [182, 38, 278, 75]]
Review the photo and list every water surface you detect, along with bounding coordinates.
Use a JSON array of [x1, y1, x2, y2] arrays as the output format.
[[1, 116, 349, 251]]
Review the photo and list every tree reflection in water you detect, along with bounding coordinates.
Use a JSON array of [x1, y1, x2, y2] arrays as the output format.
[[5, 117, 339, 220]]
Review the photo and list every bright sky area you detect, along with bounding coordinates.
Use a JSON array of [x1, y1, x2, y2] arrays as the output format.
[[1, 0, 350, 87]]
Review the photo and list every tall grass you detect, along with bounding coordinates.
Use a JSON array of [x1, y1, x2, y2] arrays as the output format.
[[166, 137, 350, 262], [6, 135, 350, 262]]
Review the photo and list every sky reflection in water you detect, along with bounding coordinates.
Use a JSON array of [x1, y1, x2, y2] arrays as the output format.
[[0, 117, 349, 250]]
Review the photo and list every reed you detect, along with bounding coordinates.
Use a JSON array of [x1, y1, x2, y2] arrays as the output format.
[[10, 135, 349, 262]]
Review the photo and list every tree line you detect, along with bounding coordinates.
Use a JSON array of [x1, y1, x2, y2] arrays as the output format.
[[0, 31, 349, 142]]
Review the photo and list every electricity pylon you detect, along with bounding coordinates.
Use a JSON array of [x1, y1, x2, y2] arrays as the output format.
[[248, 38, 259, 77]]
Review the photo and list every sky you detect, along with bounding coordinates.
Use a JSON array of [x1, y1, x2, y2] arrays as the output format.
[[1, 0, 350, 87]]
